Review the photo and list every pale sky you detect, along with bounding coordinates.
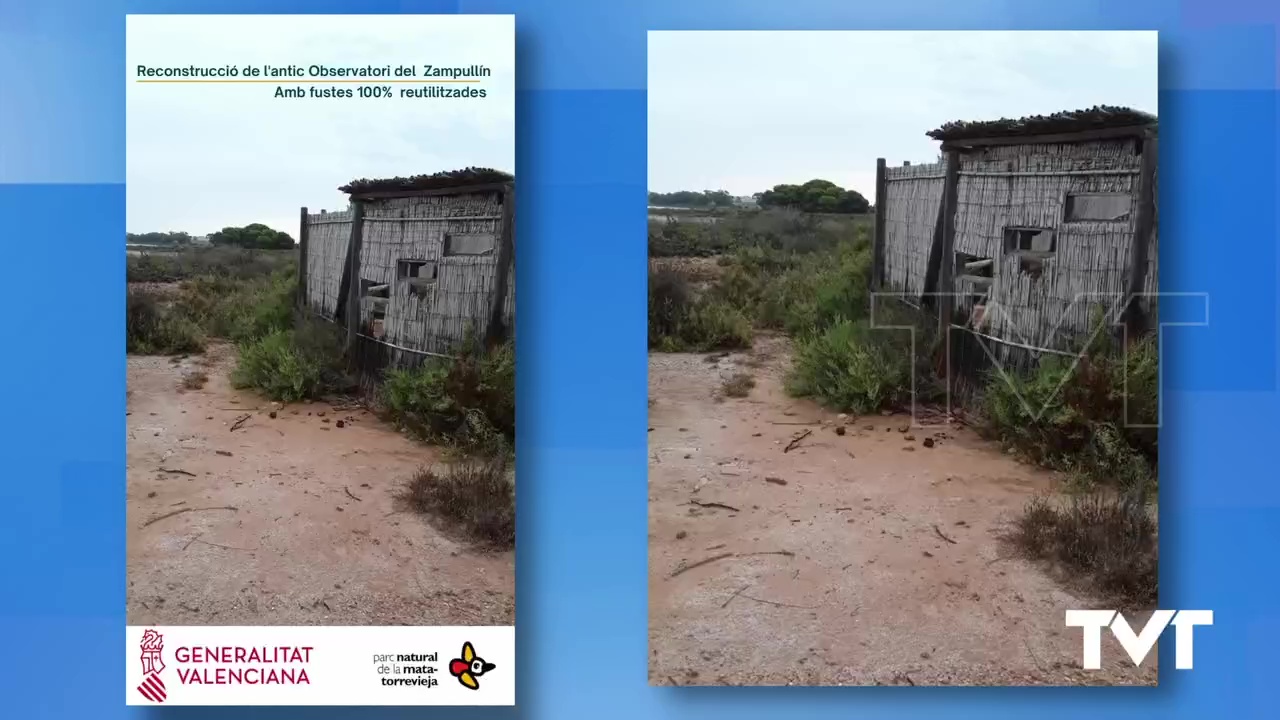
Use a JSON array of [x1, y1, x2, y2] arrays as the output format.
[[126, 14, 514, 239], [648, 31, 1158, 201]]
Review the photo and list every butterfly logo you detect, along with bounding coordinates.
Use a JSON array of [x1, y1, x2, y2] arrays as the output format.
[[448, 641, 495, 690]]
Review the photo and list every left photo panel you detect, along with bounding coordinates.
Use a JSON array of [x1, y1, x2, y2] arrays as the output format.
[[125, 14, 515, 706]]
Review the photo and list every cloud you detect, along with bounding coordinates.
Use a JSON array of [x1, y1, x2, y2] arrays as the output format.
[[126, 14, 514, 237]]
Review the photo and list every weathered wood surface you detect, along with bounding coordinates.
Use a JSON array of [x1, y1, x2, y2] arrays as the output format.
[[882, 161, 945, 298], [300, 187, 515, 371], [882, 136, 1156, 356]]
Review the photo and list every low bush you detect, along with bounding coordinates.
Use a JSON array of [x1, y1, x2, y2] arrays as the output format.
[[786, 304, 938, 414], [983, 329, 1158, 490], [787, 319, 910, 413], [721, 372, 756, 398], [648, 264, 752, 352], [181, 371, 209, 390], [381, 340, 516, 452], [699, 235, 873, 337], [126, 289, 205, 355], [648, 221, 735, 258], [176, 269, 295, 344], [230, 319, 349, 402], [683, 299, 753, 351], [404, 454, 515, 548], [648, 264, 694, 346], [809, 241, 874, 331], [127, 264, 296, 358], [1009, 492, 1157, 606]]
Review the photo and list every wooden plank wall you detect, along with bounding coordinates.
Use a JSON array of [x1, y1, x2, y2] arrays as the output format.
[[359, 191, 506, 356], [880, 136, 1159, 399], [951, 139, 1143, 351], [302, 208, 353, 317], [881, 162, 946, 297], [301, 187, 516, 388]]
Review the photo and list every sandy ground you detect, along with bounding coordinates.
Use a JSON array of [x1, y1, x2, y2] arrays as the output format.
[[126, 343, 514, 626], [647, 335, 1157, 686]]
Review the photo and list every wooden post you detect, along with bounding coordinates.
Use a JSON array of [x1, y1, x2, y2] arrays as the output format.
[[921, 192, 946, 306], [937, 150, 961, 341], [297, 206, 309, 313], [344, 200, 366, 350], [1124, 132, 1158, 341], [486, 183, 516, 348], [872, 158, 887, 290]]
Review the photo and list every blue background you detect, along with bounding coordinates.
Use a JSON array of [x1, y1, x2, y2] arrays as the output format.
[[1, 0, 1277, 718]]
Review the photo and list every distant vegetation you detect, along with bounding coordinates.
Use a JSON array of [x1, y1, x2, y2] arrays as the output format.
[[129, 223, 294, 250], [649, 208, 868, 258], [648, 210, 881, 355], [128, 245, 296, 283], [126, 256, 297, 357], [128, 231, 196, 246], [648, 190, 736, 209], [650, 180, 871, 214]]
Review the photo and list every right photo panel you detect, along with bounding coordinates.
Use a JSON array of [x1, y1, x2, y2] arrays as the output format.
[[648, 30, 1160, 687]]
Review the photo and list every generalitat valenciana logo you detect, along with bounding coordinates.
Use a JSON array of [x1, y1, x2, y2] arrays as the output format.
[[137, 629, 168, 703]]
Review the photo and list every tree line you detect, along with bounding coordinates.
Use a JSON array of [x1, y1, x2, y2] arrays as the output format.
[[649, 179, 871, 214], [127, 231, 195, 246], [648, 190, 736, 209], [127, 223, 295, 250]]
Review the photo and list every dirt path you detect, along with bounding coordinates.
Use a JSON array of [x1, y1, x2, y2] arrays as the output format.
[[127, 343, 514, 626], [648, 335, 1156, 686]]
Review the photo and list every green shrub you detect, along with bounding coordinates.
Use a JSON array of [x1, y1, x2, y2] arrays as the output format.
[[176, 269, 295, 344], [983, 331, 1158, 490], [707, 236, 873, 335], [226, 271, 296, 343], [445, 340, 516, 443], [787, 318, 916, 413], [381, 341, 515, 452], [810, 241, 873, 330], [230, 320, 348, 402], [126, 289, 205, 355], [756, 268, 822, 334], [231, 331, 320, 402], [649, 213, 925, 413], [689, 299, 753, 350], [648, 218, 875, 352]]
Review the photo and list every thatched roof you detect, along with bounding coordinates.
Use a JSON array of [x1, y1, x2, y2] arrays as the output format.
[[927, 106, 1157, 142], [339, 167, 513, 195]]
